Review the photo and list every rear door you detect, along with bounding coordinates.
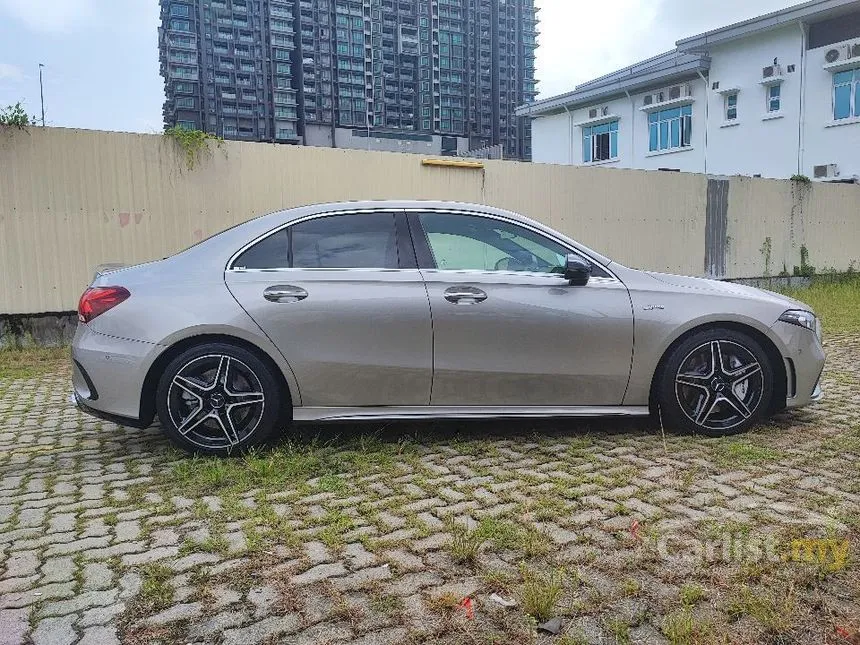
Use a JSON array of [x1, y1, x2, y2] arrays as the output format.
[[225, 210, 432, 407], [409, 210, 634, 406]]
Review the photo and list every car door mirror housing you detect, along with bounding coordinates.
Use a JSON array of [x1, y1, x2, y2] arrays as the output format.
[[564, 254, 592, 286]]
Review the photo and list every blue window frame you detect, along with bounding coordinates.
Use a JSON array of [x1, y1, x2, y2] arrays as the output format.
[[170, 19, 191, 32], [170, 4, 190, 16], [582, 121, 618, 163], [648, 105, 692, 152], [833, 68, 860, 120], [767, 84, 781, 112]]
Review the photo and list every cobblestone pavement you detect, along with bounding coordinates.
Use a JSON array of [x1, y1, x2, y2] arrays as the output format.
[[0, 337, 858, 645]]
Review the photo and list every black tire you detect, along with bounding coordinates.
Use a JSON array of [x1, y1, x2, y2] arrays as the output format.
[[156, 342, 285, 455], [657, 328, 774, 437]]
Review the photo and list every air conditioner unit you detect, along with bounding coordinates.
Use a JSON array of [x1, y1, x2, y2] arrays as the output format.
[[813, 164, 839, 179], [825, 43, 860, 63], [762, 64, 783, 78]]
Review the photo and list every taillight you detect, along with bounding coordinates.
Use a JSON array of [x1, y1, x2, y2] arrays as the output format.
[[78, 287, 130, 323]]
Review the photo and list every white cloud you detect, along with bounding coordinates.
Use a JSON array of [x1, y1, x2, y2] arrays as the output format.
[[535, 0, 797, 98], [0, 63, 24, 82], [0, 0, 96, 33]]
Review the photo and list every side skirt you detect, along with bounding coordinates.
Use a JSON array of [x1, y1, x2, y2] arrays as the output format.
[[293, 405, 651, 423]]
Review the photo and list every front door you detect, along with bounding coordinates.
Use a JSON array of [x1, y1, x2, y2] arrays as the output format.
[[410, 211, 634, 406], [226, 211, 432, 407]]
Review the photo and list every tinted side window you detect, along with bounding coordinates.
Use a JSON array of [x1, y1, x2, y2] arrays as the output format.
[[417, 212, 568, 274], [233, 228, 289, 269], [291, 213, 399, 269]]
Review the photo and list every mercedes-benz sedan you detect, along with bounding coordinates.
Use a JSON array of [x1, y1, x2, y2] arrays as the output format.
[[72, 201, 824, 455]]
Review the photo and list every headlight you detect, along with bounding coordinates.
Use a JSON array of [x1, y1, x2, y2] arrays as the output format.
[[779, 309, 819, 338]]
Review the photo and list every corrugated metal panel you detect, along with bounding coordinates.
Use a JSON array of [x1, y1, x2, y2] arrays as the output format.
[[2, 128, 859, 315]]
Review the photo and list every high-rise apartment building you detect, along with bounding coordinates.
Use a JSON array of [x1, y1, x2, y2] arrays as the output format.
[[159, 0, 537, 160]]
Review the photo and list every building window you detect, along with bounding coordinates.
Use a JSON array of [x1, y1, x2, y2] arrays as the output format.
[[648, 106, 692, 152], [176, 120, 196, 130], [833, 68, 860, 120], [582, 121, 618, 163], [767, 84, 781, 112], [170, 4, 190, 16], [725, 93, 738, 121], [176, 97, 194, 108], [170, 19, 191, 31]]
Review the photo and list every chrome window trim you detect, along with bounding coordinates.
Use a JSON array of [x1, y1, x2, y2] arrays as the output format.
[[226, 206, 621, 283]]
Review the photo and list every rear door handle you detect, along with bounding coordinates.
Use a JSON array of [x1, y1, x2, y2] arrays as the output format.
[[263, 285, 308, 303], [444, 286, 487, 304]]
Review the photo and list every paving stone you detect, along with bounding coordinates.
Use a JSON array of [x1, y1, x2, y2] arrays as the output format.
[[221, 614, 301, 645], [189, 610, 248, 640], [331, 564, 392, 591], [210, 584, 242, 609], [304, 540, 333, 564], [30, 615, 77, 645], [77, 626, 120, 645], [290, 562, 347, 586], [39, 590, 118, 618], [344, 542, 378, 569], [0, 608, 30, 645], [2, 550, 39, 579], [44, 537, 110, 557], [121, 545, 179, 566], [82, 562, 112, 590], [383, 549, 424, 572], [1, 582, 76, 609], [169, 552, 221, 572], [77, 602, 125, 628], [140, 602, 203, 626]]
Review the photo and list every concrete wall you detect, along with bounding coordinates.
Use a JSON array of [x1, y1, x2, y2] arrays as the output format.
[[1, 127, 859, 316]]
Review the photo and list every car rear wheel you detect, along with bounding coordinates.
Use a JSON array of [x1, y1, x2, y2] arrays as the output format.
[[156, 343, 284, 455], [657, 328, 774, 437]]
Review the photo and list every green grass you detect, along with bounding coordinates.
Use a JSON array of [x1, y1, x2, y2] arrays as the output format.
[[520, 566, 565, 622], [0, 346, 68, 379], [713, 440, 783, 466], [138, 563, 174, 612], [772, 276, 860, 335]]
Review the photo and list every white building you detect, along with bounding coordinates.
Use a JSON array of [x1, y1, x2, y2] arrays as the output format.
[[516, 0, 860, 181]]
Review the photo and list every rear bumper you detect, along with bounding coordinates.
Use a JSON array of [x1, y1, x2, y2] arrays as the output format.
[[71, 324, 161, 426]]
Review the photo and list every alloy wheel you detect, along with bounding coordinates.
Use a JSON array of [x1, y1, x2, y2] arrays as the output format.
[[166, 354, 266, 450], [674, 340, 764, 432]]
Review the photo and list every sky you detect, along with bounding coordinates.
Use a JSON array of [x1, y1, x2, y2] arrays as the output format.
[[0, 0, 798, 133]]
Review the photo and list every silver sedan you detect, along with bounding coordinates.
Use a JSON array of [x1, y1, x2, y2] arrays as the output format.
[[72, 201, 825, 455]]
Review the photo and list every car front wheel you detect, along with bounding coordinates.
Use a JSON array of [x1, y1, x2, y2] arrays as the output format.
[[156, 342, 284, 455], [658, 328, 774, 437]]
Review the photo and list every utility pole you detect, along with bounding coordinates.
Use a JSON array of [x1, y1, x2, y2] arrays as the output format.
[[38, 63, 45, 126]]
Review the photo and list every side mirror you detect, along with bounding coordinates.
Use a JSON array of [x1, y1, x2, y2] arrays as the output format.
[[564, 254, 591, 286]]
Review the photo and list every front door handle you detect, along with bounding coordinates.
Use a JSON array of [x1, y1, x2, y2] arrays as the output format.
[[263, 285, 308, 303], [444, 286, 487, 304]]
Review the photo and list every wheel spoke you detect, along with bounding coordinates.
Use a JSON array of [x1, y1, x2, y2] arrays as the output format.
[[176, 405, 212, 436], [676, 374, 710, 390], [214, 355, 231, 389], [227, 391, 265, 409], [710, 341, 726, 376], [173, 375, 209, 397], [722, 391, 752, 419], [728, 361, 762, 384], [694, 391, 716, 425], [214, 408, 240, 446]]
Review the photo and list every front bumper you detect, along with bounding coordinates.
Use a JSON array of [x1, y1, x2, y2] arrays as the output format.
[[71, 323, 161, 426], [770, 319, 826, 409]]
